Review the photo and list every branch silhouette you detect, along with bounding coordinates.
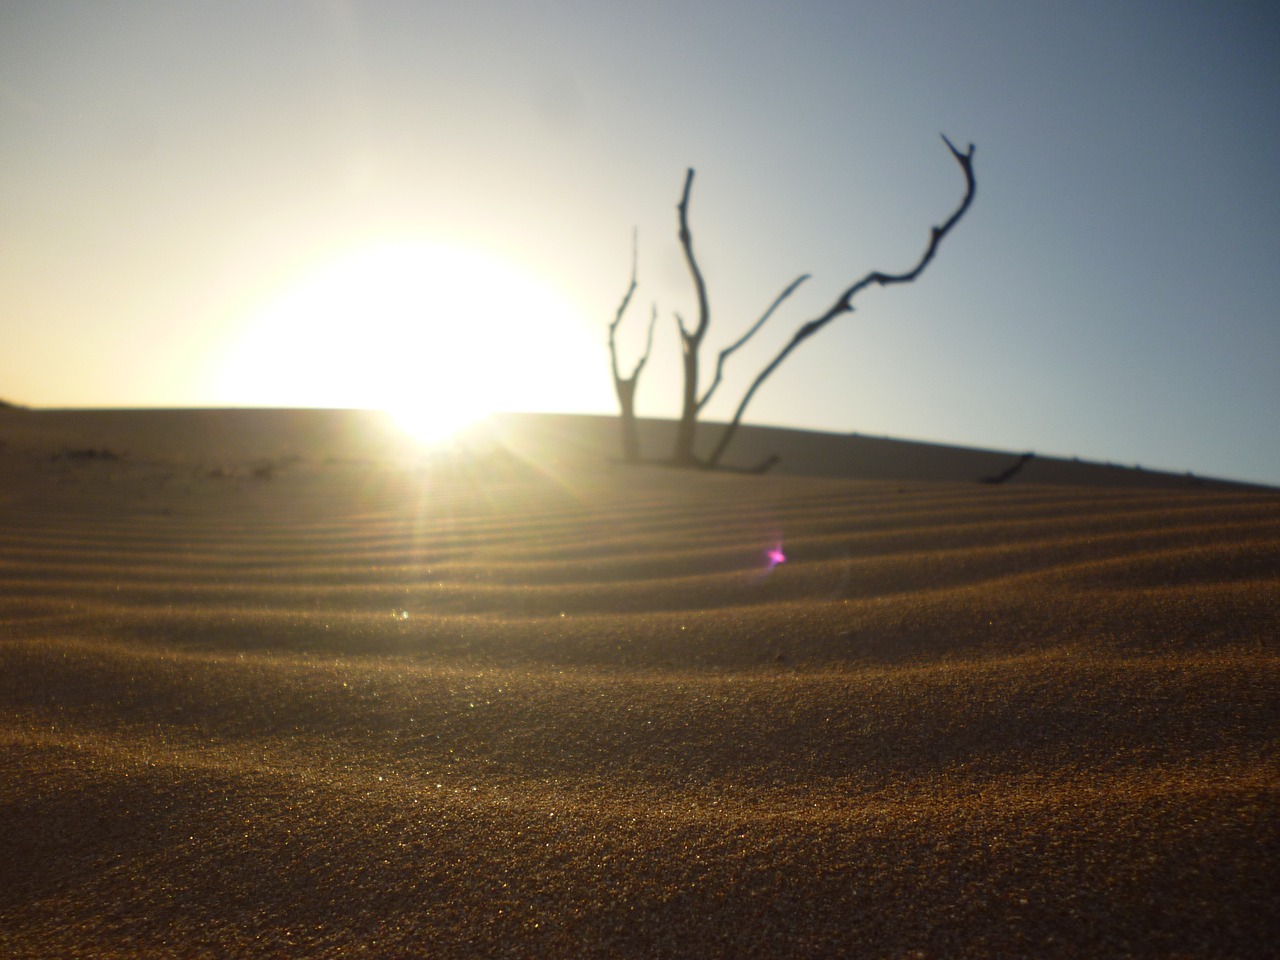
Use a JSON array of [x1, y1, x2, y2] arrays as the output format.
[[673, 169, 712, 465], [705, 136, 976, 469], [609, 137, 976, 471], [697, 273, 810, 414], [607, 228, 657, 463]]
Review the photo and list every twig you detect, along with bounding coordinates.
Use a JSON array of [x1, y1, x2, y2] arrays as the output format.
[[697, 273, 810, 412]]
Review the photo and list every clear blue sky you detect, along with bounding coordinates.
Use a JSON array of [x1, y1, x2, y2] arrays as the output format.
[[3, 1, 1278, 483]]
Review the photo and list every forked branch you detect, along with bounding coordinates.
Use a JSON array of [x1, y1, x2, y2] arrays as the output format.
[[608, 228, 640, 384], [608, 228, 658, 463]]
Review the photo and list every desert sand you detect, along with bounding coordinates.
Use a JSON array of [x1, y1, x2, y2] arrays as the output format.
[[1, 408, 1276, 958]]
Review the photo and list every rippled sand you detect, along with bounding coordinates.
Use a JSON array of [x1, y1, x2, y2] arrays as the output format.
[[1, 415, 1276, 957]]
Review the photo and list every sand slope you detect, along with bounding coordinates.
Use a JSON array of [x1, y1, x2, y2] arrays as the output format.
[[1, 409, 1277, 957]]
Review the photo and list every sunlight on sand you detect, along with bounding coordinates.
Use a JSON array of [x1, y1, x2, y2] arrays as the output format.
[[385, 397, 487, 449], [2, 409, 1276, 957], [212, 241, 600, 444]]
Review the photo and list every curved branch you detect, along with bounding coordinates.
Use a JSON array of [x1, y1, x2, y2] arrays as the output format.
[[705, 136, 977, 469], [673, 168, 713, 465], [698, 273, 810, 412], [677, 169, 709, 341]]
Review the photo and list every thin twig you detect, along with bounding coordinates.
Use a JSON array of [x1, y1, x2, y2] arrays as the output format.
[[698, 273, 810, 412]]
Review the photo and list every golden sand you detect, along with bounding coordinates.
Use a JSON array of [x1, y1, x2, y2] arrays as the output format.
[[1, 411, 1276, 957]]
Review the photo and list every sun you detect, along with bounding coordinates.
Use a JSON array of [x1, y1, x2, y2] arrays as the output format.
[[213, 240, 601, 447]]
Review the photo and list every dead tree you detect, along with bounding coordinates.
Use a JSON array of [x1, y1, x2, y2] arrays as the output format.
[[669, 135, 976, 470], [608, 229, 656, 463]]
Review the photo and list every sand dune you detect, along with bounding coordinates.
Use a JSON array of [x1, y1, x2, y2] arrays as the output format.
[[2, 406, 1268, 489], [1, 409, 1277, 957]]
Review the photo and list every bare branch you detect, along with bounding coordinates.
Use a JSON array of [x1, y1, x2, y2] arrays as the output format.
[[608, 229, 656, 463], [673, 168, 711, 465], [677, 169, 710, 341], [706, 136, 977, 469], [607, 228, 639, 383], [634, 303, 657, 378], [698, 273, 810, 413]]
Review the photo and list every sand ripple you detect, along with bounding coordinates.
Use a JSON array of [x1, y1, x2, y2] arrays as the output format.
[[2, 460, 1277, 957]]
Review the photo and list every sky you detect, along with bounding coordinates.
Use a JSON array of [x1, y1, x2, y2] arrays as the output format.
[[2, 1, 1278, 484]]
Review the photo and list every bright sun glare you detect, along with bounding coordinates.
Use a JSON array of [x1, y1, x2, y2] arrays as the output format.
[[215, 241, 598, 446]]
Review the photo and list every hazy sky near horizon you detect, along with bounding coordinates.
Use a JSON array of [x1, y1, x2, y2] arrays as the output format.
[[3, 1, 1278, 483]]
